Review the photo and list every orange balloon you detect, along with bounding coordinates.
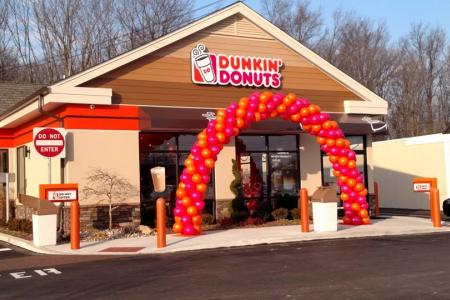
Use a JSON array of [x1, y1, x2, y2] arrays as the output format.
[[362, 217, 370, 224], [254, 112, 262, 122], [260, 91, 273, 103], [270, 111, 278, 118], [359, 189, 368, 196], [317, 137, 327, 145], [196, 183, 207, 193], [258, 103, 267, 113], [351, 202, 360, 211], [344, 139, 350, 148], [216, 115, 225, 124], [283, 96, 294, 106], [286, 92, 297, 100], [216, 109, 226, 117], [332, 170, 340, 177], [338, 157, 348, 166], [308, 104, 320, 115], [339, 175, 348, 183], [205, 158, 215, 169], [201, 148, 211, 158], [238, 97, 248, 108], [184, 159, 194, 168], [322, 121, 332, 130], [198, 132, 207, 141], [193, 225, 202, 234], [359, 209, 369, 218], [326, 139, 336, 147], [179, 182, 186, 189], [347, 178, 356, 187], [215, 122, 225, 132], [335, 138, 345, 148], [192, 215, 202, 225], [173, 223, 183, 233], [197, 139, 208, 148], [176, 189, 186, 198], [236, 118, 245, 128], [175, 216, 181, 224], [330, 121, 338, 129], [340, 193, 349, 201], [347, 160, 356, 169], [354, 183, 364, 192], [311, 125, 322, 134], [187, 206, 198, 216], [290, 113, 301, 122], [302, 125, 312, 132], [329, 155, 339, 163], [236, 108, 246, 118], [186, 165, 196, 175], [181, 197, 191, 207], [192, 174, 202, 184], [216, 132, 227, 143], [300, 107, 310, 117], [276, 104, 287, 113], [343, 216, 352, 224]]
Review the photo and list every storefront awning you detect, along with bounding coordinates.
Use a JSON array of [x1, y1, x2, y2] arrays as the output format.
[[139, 107, 387, 135]]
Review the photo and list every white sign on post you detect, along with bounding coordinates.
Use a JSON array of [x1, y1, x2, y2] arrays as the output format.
[[47, 190, 77, 202], [413, 183, 431, 192]]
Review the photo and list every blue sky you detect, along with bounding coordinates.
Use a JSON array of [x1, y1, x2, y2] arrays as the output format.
[[196, 0, 450, 41]]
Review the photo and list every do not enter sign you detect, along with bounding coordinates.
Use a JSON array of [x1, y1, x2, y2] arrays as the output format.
[[33, 128, 66, 158]]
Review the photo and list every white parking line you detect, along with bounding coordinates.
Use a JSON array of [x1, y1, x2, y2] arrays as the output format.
[[0, 248, 12, 252]]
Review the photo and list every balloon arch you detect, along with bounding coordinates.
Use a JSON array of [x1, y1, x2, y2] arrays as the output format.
[[173, 91, 370, 235]]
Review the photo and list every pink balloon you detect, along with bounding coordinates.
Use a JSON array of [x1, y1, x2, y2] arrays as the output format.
[[224, 127, 234, 137], [288, 104, 299, 115], [260, 112, 269, 120], [210, 145, 221, 155], [347, 151, 356, 160], [202, 175, 211, 184], [185, 182, 195, 192], [196, 164, 208, 175], [360, 203, 369, 209], [191, 146, 201, 156], [349, 191, 358, 200], [248, 102, 258, 111], [310, 115, 320, 124], [318, 129, 327, 137], [180, 174, 190, 183], [330, 147, 339, 155], [207, 120, 216, 129], [356, 175, 364, 183], [321, 144, 331, 153], [300, 117, 311, 125], [182, 225, 196, 235], [191, 192, 201, 202], [266, 102, 276, 112], [341, 185, 350, 193], [340, 167, 350, 176], [205, 127, 215, 136], [319, 113, 330, 122], [343, 202, 351, 210], [339, 148, 349, 156], [351, 216, 362, 225], [357, 196, 366, 202], [194, 201, 205, 210], [326, 130, 338, 139], [207, 136, 218, 146], [332, 162, 340, 170], [229, 103, 238, 110], [272, 94, 283, 105], [225, 117, 236, 126], [350, 169, 359, 178]]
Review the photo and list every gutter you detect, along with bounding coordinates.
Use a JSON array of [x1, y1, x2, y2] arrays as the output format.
[[0, 86, 49, 122]]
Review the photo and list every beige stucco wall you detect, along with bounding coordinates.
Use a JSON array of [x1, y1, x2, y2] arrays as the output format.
[[366, 135, 374, 193], [299, 134, 322, 192], [373, 135, 447, 210], [65, 129, 140, 206], [214, 137, 236, 218]]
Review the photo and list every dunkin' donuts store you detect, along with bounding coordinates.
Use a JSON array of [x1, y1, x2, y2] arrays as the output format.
[[0, 3, 388, 229]]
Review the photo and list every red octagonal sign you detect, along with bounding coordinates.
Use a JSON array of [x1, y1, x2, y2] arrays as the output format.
[[34, 128, 65, 158]]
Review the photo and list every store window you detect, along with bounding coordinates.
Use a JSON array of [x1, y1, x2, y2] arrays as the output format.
[[321, 135, 368, 187], [139, 133, 215, 226], [236, 135, 299, 220], [17, 147, 26, 195]]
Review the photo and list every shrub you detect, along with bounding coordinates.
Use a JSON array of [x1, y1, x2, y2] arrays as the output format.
[[271, 208, 289, 220], [290, 208, 300, 220], [242, 217, 264, 226], [202, 213, 215, 225], [7, 219, 32, 233], [231, 211, 249, 223], [219, 217, 234, 227]]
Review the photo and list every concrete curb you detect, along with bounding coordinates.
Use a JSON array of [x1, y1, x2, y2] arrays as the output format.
[[0, 232, 57, 255]]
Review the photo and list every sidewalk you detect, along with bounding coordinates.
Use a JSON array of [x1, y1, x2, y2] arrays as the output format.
[[36, 216, 450, 255]]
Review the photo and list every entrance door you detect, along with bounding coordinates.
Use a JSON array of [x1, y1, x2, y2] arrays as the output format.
[[236, 135, 299, 220], [139, 133, 215, 226]]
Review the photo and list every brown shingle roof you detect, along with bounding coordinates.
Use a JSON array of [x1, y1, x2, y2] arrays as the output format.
[[0, 82, 45, 115]]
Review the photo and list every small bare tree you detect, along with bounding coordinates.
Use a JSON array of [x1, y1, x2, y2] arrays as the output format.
[[82, 168, 138, 230]]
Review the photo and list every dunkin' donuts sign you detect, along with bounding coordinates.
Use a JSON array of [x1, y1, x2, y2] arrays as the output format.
[[191, 44, 283, 88]]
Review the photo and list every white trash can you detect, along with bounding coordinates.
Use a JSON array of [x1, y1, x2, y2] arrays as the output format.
[[311, 186, 339, 232], [32, 214, 58, 247]]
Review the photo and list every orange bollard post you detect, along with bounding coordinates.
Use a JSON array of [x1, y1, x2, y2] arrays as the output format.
[[70, 200, 80, 250], [374, 182, 380, 217], [156, 197, 166, 248], [430, 187, 441, 228], [300, 188, 310, 232]]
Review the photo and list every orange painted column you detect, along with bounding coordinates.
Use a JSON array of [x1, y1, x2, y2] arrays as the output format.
[[70, 201, 80, 250], [374, 182, 380, 217], [430, 187, 441, 228], [156, 198, 167, 248], [300, 188, 310, 233]]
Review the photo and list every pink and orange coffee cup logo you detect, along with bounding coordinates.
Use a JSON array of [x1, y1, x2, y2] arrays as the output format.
[[191, 43, 283, 88]]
